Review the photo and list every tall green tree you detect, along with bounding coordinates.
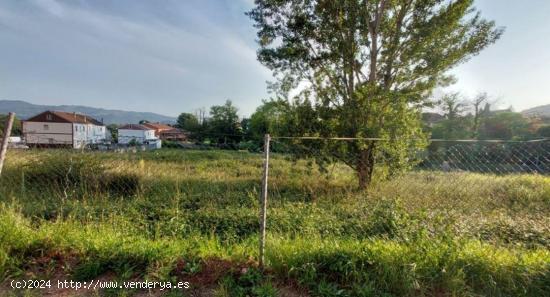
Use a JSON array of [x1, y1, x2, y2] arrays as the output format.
[[208, 100, 243, 144], [177, 112, 208, 142], [248, 0, 503, 188], [176, 113, 200, 131], [249, 100, 289, 140]]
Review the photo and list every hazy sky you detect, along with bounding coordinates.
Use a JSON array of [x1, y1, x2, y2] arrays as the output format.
[[0, 0, 549, 117]]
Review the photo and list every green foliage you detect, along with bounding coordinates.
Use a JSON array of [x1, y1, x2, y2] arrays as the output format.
[[0, 114, 22, 137], [106, 124, 118, 142], [177, 112, 208, 142], [431, 117, 473, 139], [247, 0, 503, 188], [176, 113, 200, 134], [0, 150, 549, 296], [208, 100, 243, 145], [162, 140, 183, 148], [425, 94, 541, 141], [431, 93, 474, 139], [217, 268, 276, 297], [271, 237, 550, 297], [536, 125, 550, 138], [479, 112, 535, 140], [248, 100, 289, 140], [176, 113, 198, 130]]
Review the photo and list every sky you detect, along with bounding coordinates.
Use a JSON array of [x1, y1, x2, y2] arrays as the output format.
[[0, 0, 549, 117]]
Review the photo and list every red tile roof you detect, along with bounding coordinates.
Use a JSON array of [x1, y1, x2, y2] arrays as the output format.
[[142, 122, 173, 130], [26, 111, 104, 125], [118, 124, 152, 131]]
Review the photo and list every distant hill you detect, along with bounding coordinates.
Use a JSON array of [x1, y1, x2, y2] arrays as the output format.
[[0, 100, 176, 124], [522, 104, 550, 117]]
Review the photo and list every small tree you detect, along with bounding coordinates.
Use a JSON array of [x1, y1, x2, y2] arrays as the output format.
[[470, 92, 489, 137], [208, 100, 243, 145], [106, 124, 119, 142], [432, 93, 472, 139], [439, 93, 467, 120], [248, 0, 503, 188]]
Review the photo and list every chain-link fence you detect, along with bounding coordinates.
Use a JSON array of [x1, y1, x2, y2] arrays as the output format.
[[1, 138, 548, 204], [0, 138, 548, 249]]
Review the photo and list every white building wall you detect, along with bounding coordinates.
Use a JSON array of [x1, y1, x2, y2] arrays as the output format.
[[144, 130, 156, 140], [73, 124, 87, 148], [23, 121, 105, 148], [23, 122, 73, 146], [118, 129, 147, 144], [86, 124, 106, 144], [72, 124, 105, 148], [118, 129, 157, 144]]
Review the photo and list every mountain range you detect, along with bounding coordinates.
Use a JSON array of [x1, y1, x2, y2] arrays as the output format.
[[0, 100, 176, 124], [521, 104, 550, 117], [1, 100, 549, 124]]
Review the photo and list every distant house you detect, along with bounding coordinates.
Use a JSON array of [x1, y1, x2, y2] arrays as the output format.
[[160, 128, 188, 142], [22, 111, 106, 148], [142, 122, 188, 141], [118, 124, 161, 148]]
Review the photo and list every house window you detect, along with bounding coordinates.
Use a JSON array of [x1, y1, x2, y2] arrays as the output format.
[[44, 124, 49, 131], [46, 114, 52, 121]]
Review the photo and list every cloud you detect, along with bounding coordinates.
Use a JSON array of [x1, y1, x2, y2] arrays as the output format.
[[32, 0, 65, 17], [0, 0, 272, 116]]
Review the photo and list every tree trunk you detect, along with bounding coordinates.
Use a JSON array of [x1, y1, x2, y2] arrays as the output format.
[[357, 146, 375, 189]]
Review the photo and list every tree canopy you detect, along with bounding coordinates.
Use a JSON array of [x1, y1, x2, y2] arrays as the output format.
[[208, 100, 243, 145], [248, 0, 503, 188], [177, 113, 200, 132]]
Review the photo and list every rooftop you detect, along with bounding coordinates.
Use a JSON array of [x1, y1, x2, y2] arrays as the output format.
[[118, 124, 153, 131], [26, 110, 104, 125]]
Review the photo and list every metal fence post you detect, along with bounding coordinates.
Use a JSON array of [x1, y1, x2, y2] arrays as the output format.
[[259, 133, 270, 269], [0, 112, 15, 176]]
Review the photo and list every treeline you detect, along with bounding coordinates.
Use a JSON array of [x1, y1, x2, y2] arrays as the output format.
[[177, 95, 549, 150], [427, 93, 550, 140], [174, 99, 288, 151]]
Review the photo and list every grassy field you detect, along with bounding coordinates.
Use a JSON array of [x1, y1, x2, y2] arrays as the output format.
[[0, 149, 549, 296]]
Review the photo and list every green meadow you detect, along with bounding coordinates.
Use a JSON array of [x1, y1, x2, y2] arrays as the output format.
[[0, 149, 548, 296]]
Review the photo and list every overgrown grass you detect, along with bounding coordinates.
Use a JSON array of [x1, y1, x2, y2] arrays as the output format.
[[0, 149, 549, 296]]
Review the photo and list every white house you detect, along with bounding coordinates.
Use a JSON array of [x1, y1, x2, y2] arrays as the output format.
[[22, 111, 106, 148], [118, 124, 161, 148]]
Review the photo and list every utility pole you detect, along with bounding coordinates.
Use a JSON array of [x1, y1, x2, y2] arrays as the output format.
[[259, 134, 270, 269], [0, 112, 15, 176]]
